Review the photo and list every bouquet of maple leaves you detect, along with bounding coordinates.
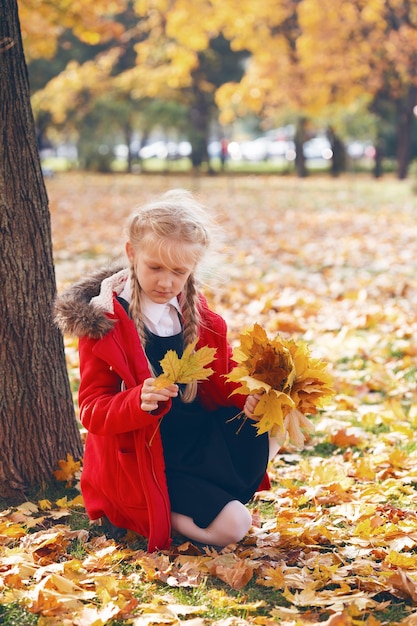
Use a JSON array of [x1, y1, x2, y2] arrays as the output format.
[[226, 324, 335, 447], [153, 324, 334, 448]]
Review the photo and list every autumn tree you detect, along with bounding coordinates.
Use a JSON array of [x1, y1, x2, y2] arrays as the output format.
[[29, 1, 248, 172], [213, 0, 313, 176], [0, 0, 83, 500], [296, 0, 417, 179], [212, 0, 417, 178]]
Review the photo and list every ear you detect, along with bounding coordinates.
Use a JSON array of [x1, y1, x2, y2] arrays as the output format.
[[126, 241, 135, 263]]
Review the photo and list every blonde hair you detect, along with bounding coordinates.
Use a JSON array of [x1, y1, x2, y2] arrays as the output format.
[[127, 189, 211, 402]]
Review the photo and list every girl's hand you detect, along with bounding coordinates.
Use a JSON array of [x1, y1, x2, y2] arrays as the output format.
[[141, 377, 178, 412], [243, 393, 263, 421]]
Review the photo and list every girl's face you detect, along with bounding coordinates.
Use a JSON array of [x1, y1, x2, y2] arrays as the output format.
[[126, 240, 194, 304]]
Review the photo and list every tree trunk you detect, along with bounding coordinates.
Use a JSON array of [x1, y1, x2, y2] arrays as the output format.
[[396, 85, 417, 180], [125, 122, 133, 174], [189, 73, 213, 173], [294, 117, 307, 178], [0, 0, 83, 501], [373, 137, 384, 179]]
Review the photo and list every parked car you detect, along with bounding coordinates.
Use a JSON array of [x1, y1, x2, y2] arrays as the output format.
[[223, 137, 296, 162], [267, 139, 296, 161], [303, 136, 333, 161], [139, 140, 192, 160], [139, 141, 168, 159], [219, 134, 333, 164], [346, 141, 376, 160], [240, 137, 270, 161]]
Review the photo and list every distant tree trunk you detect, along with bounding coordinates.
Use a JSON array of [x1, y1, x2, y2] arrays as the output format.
[[327, 126, 346, 177], [189, 73, 213, 173], [125, 122, 133, 174], [0, 0, 83, 501], [396, 86, 417, 180], [373, 137, 384, 179], [294, 117, 307, 178]]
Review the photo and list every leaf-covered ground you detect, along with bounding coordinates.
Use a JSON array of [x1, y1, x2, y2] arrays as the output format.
[[1, 173, 417, 625]]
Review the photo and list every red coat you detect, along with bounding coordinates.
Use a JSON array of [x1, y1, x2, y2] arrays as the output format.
[[77, 293, 269, 551]]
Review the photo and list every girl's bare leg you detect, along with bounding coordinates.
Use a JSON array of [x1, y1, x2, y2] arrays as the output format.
[[171, 500, 252, 547]]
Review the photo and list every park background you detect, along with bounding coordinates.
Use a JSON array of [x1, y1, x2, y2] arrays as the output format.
[[22, 0, 417, 180], [1, 1, 417, 625]]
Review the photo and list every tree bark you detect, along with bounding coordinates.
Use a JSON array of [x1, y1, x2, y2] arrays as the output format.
[[0, 0, 83, 501]]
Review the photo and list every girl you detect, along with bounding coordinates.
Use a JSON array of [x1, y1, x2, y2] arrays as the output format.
[[55, 189, 271, 552]]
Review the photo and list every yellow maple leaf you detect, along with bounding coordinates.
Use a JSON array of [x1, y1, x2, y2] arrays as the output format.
[[256, 565, 285, 590], [354, 457, 375, 481], [386, 551, 417, 569], [53, 453, 81, 487], [38, 499, 52, 511], [0, 521, 27, 540], [153, 338, 216, 389], [252, 388, 295, 439], [226, 324, 334, 446], [388, 448, 409, 469]]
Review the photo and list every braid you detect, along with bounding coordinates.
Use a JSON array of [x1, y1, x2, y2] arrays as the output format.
[[180, 275, 201, 403], [128, 264, 157, 375], [180, 274, 200, 347]]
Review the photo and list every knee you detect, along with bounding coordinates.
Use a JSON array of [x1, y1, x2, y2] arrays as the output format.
[[171, 502, 253, 547], [213, 501, 252, 546]]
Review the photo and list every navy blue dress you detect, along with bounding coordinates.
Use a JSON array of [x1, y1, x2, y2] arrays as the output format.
[[145, 329, 269, 529]]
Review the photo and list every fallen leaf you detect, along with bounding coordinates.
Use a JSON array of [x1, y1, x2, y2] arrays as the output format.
[[54, 453, 81, 487], [208, 554, 255, 590]]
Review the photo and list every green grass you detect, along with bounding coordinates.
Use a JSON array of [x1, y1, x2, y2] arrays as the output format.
[[0, 604, 38, 626], [372, 597, 411, 624], [0, 477, 80, 512], [44, 154, 379, 176], [304, 441, 339, 457]]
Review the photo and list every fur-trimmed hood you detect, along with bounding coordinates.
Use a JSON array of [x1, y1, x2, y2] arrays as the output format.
[[54, 265, 128, 339]]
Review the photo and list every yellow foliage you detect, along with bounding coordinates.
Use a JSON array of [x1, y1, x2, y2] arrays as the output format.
[[32, 50, 121, 123], [19, 0, 125, 60], [20, 0, 417, 126]]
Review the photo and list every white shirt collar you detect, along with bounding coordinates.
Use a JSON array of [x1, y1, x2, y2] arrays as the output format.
[[141, 294, 181, 326]]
